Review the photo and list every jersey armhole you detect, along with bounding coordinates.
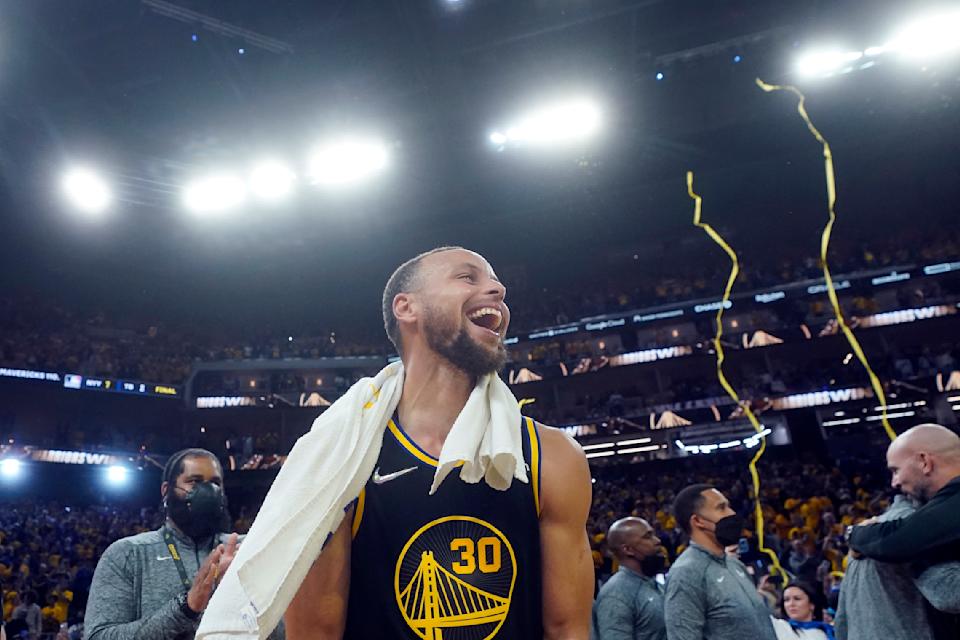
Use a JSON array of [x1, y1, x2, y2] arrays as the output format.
[[525, 417, 542, 518], [351, 488, 366, 539]]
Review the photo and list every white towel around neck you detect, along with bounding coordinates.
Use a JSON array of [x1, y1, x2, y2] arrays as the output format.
[[196, 361, 526, 640]]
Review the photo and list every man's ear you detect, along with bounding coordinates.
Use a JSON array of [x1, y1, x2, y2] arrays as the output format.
[[393, 292, 418, 328], [161, 481, 169, 501], [918, 451, 934, 475], [689, 513, 704, 531]]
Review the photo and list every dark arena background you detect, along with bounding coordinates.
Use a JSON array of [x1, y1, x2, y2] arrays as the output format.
[[1, 1, 959, 639]]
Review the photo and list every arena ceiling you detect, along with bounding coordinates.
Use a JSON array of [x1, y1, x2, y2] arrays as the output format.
[[0, 0, 957, 332]]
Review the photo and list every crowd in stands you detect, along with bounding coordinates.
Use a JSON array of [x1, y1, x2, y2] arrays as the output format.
[[2, 230, 958, 387], [0, 504, 156, 639], [0, 451, 885, 637], [0, 298, 385, 386], [506, 228, 960, 332], [525, 338, 960, 428]]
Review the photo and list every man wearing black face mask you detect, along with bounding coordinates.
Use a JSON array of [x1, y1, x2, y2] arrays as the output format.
[[591, 517, 667, 640], [84, 449, 239, 640], [664, 484, 776, 640]]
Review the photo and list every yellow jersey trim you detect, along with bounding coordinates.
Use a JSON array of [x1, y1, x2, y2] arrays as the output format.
[[387, 418, 465, 469], [388, 419, 439, 466], [351, 488, 366, 539], [526, 417, 542, 517]]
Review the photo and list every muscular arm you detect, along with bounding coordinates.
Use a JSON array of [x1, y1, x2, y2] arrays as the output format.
[[538, 426, 593, 640], [284, 509, 353, 640]]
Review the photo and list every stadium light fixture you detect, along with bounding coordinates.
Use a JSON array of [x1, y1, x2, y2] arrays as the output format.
[[62, 168, 112, 215], [249, 160, 296, 202], [887, 8, 960, 59], [0, 458, 21, 478], [795, 48, 864, 78], [183, 173, 247, 215], [307, 138, 389, 188], [106, 465, 128, 486], [488, 97, 602, 149]]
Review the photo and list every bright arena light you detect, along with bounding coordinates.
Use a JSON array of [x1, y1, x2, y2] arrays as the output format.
[[887, 8, 960, 59], [182, 174, 247, 214], [0, 458, 21, 478], [307, 138, 389, 187], [488, 131, 508, 146], [62, 168, 112, 215], [796, 49, 864, 77], [106, 465, 128, 485], [249, 160, 296, 202], [489, 98, 602, 148]]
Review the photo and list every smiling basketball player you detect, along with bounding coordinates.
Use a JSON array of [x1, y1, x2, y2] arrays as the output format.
[[285, 246, 593, 639]]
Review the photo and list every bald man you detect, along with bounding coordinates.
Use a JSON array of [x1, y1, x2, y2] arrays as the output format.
[[848, 423, 960, 563], [590, 518, 667, 640]]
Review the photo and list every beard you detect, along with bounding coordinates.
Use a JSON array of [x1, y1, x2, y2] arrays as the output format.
[[422, 303, 508, 378]]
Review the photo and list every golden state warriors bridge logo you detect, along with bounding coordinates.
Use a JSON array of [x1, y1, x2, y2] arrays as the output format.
[[394, 516, 516, 640]]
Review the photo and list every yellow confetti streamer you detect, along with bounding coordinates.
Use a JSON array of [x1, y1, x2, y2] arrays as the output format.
[[687, 171, 785, 579], [755, 78, 895, 442]]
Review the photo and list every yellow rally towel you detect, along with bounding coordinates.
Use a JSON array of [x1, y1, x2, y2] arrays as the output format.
[[196, 361, 526, 640]]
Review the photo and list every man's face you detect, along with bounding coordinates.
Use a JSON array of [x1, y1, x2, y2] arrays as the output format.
[[621, 521, 661, 560], [412, 249, 511, 377], [161, 455, 224, 501], [888, 444, 933, 502], [693, 489, 736, 532]]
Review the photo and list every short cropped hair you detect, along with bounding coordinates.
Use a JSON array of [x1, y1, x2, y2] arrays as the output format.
[[382, 246, 465, 355], [673, 483, 715, 534], [162, 448, 221, 486]]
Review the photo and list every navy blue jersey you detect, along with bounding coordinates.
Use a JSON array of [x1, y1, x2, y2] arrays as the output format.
[[344, 415, 543, 640]]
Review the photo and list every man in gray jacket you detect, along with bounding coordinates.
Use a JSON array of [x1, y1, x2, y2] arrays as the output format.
[[592, 517, 667, 640], [664, 484, 776, 640], [84, 448, 238, 640], [835, 495, 960, 640]]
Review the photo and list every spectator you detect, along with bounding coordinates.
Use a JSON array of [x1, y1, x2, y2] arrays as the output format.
[[770, 581, 833, 640], [591, 517, 667, 640], [10, 592, 40, 640]]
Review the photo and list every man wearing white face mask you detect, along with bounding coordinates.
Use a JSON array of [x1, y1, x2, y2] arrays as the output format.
[[664, 484, 776, 640]]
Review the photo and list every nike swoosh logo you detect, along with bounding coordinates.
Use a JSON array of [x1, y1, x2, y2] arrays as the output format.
[[372, 466, 418, 485], [716, 576, 725, 583], [156, 555, 173, 561]]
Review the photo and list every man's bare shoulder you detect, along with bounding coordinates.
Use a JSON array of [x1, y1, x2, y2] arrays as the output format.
[[531, 421, 587, 463], [527, 420, 591, 513]]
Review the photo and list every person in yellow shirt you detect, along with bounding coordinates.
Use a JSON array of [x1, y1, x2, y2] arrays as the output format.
[[4, 591, 17, 621], [51, 591, 70, 625]]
